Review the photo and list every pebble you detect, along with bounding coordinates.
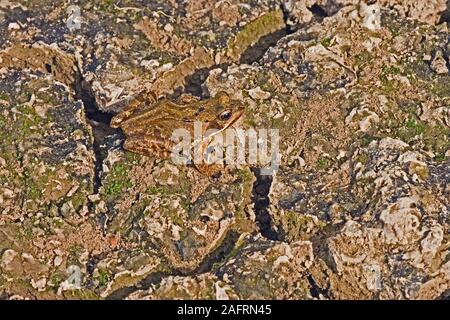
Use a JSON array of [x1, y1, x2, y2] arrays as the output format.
[[54, 256, 63, 267], [8, 22, 20, 30], [248, 86, 271, 100]]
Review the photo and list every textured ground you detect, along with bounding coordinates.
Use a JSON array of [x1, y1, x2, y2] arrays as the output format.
[[0, 1, 449, 300]]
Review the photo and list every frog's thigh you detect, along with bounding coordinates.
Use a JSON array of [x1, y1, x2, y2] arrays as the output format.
[[123, 135, 172, 158], [111, 95, 163, 128], [110, 99, 142, 128]]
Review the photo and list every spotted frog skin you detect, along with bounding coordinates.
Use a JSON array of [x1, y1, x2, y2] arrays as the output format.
[[110, 91, 245, 175]]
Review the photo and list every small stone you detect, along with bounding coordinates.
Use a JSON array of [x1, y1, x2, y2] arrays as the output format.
[[66, 184, 79, 197], [97, 200, 107, 212], [8, 22, 20, 30], [431, 51, 449, 74], [407, 162, 429, 180], [2, 188, 14, 198], [54, 256, 63, 267], [360, 3, 381, 31], [31, 278, 47, 291], [337, 150, 346, 160], [359, 111, 380, 132], [248, 86, 271, 100], [215, 282, 230, 300], [159, 63, 173, 72], [421, 225, 444, 255], [364, 264, 382, 292], [1, 249, 23, 274], [329, 203, 343, 224], [140, 59, 159, 69], [34, 104, 49, 118], [163, 23, 173, 33], [60, 201, 75, 216]]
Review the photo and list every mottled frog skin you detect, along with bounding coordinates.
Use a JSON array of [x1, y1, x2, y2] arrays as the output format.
[[110, 91, 244, 175]]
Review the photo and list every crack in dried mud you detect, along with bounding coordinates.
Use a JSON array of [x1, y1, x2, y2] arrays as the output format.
[[105, 271, 171, 300], [251, 168, 279, 241], [105, 230, 240, 299], [239, 28, 289, 65], [307, 275, 330, 299], [73, 65, 117, 195]]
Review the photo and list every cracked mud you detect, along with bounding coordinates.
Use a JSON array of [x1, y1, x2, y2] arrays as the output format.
[[0, 1, 449, 300]]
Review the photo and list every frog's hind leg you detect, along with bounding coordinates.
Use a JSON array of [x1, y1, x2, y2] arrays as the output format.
[[110, 92, 157, 128], [110, 99, 143, 128], [123, 135, 172, 159]]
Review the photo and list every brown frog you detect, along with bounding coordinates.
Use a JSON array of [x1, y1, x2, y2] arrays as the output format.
[[110, 91, 245, 175]]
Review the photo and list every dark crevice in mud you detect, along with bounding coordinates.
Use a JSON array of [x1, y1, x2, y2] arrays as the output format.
[[438, 288, 450, 300], [177, 8, 295, 97], [239, 4, 294, 65], [282, 1, 342, 32], [440, 0, 450, 24], [251, 168, 279, 240], [181, 63, 230, 99], [73, 65, 118, 195], [309, 224, 342, 274], [310, 4, 328, 18], [189, 230, 240, 275], [239, 29, 288, 65], [307, 275, 329, 299], [182, 67, 214, 98], [105, 230, 240, 299], [183, 67, 210, 97], [310, 0, 342, 18], [440, 11, 450, 24], [105, 271, 172, 300]]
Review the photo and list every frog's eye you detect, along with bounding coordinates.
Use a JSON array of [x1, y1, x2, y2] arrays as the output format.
[[219, 110, 232, 121]]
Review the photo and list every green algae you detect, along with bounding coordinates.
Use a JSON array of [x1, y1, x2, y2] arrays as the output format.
[[227, 9, 285, 62]]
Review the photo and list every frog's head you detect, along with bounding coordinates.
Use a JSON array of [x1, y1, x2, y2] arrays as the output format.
[[203, 91, 245, 130]]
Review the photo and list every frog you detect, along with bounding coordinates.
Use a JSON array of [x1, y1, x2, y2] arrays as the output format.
[[110, 91, 245, 175]]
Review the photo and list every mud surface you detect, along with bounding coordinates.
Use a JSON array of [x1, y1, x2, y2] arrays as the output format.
[[0, 1, 449, 300]]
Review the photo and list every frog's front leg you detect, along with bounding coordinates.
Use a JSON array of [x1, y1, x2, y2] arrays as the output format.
[[193, 163, 223, 177], [123, 135, 173, 159], [192, 139, 224, 176]]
